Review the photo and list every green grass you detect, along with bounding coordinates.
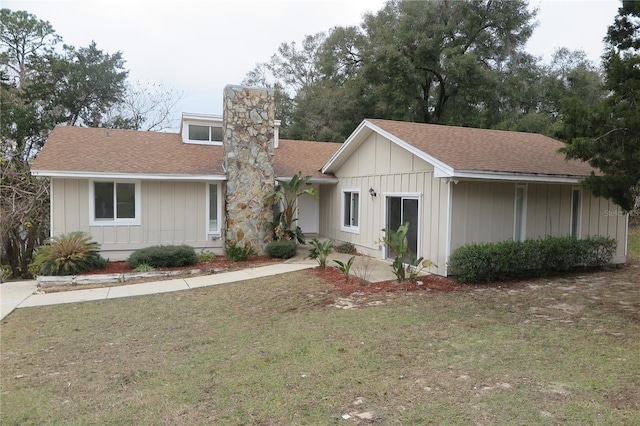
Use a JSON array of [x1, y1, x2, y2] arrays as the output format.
[[1, 267, 639, 425]]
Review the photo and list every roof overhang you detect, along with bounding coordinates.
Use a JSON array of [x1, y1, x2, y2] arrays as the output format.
[[322, 120, 453, 175], [31, 170, 226, 181], [276, 176, 339, 184], [323, 119, 588, 185], [435, 168, 586, 184]]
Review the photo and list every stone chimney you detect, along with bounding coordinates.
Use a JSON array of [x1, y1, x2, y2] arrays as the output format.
[[222, 85, 275, 254]]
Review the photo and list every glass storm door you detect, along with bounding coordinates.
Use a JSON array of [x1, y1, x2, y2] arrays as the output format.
[[385, 196, 419, 261]]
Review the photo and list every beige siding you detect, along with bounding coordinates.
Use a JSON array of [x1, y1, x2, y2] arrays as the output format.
[[450, 181, 515, 250], [580, 191, 628, 262], [450, 181, 627, 263], [51, 178, 223, 260], [319, 132, 448, 275]]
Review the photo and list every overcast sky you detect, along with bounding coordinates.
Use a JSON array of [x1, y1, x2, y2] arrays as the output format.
[[5, 0, 621, 123]]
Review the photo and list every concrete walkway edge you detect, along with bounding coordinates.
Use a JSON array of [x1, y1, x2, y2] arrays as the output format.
[[1, 263, 313, 319]]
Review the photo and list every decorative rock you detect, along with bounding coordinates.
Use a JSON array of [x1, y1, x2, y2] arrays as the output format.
[[222, 85, 275, 254]]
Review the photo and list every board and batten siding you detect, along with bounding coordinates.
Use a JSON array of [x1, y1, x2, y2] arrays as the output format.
[[450, 181, 627, 263], [51, 178, 223, 260], [319, 131, 449, 275]]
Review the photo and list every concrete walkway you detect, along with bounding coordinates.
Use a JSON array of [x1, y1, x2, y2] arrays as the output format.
[[0, 247, 402, 320]]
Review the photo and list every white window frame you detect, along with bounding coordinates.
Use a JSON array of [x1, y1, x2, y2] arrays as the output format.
[[382, 192, 422, 261], [89, 179, 141, 226], [181, 115, 224, 146], [570, 187, 582, 238], [341, 189, 360, 234], [206, 182, 223, 236], [513, 183, 527, 242]]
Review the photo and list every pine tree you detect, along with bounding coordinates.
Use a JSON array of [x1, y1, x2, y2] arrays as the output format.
[[561, 1, 640, 211]]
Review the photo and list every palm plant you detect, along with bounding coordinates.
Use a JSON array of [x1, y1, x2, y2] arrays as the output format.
[[380, 222, 434, 282], [264, 172, 317, 243]]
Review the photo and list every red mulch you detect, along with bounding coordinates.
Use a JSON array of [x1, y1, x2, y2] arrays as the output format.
[[83, 256, 280, 275], [86, 257, 469, 295], [310, 266, 468, 295]]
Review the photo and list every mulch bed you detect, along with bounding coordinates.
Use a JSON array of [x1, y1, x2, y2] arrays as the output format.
[[310, 265, 468, 294], [83, 256, 280, 275], [84, 257, 468, 295]]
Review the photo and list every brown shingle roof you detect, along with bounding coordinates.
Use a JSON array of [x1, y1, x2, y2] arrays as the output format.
[[32, 126, 339, 179], [367, 119, 593, 177], [33, 126, 225, 176], [275, 139, 340, 179]]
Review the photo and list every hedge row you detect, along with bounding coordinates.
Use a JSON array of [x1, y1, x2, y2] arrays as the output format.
[[128, 245, 198, 268], [448, 236, 618, 283]]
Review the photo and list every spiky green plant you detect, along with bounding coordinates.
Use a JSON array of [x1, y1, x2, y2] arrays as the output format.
[[306, 238, 334, 270], [264, 172, 316, 243], [333, 256, 355, 281], [31, 232, 108, 276], [380, 222, 434, 282]]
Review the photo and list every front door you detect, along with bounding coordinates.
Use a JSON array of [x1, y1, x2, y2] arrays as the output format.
[[385, 196, 419, 261], [296, 186, 319, 234]]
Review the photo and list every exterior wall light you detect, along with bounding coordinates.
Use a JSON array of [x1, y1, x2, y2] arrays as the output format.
[[369, 187, 377, 197]]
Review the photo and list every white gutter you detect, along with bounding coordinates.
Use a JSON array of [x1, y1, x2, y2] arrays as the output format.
[[435, 168, 586, 184], [31, 170, 227, 181]]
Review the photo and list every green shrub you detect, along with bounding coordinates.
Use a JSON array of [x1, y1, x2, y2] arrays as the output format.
[[334, 242, 357, 254], [197, 249, 217, 263], [225, 242, 257, 262], [30, 232, 108, 276], [306, 238, 334, 269], [1, 265, 12, 283], [128, 245, 197, 268], [448, 235, 618, 283], [264, 240, 298, 259]]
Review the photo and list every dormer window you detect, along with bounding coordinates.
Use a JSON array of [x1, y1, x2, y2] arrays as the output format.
[[189, 124, 223, 142], [181, 113, 223, 145]]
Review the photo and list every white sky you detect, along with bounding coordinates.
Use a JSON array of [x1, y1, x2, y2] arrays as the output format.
[[4, 0, 621, 120]]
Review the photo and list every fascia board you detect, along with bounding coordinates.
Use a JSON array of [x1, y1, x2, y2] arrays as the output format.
[[449, 170, 584, 183], [276, 176, 339, 184], [31, 170, 226, 181]]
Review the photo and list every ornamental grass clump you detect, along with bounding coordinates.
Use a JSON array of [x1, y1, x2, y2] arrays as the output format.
[[30, 231, 108, 276]]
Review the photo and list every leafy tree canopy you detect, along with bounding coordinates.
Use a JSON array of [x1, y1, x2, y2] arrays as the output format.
[[245, 0, 605, 143], [0, 8, 181, 278], [561, 0, 640, 211]]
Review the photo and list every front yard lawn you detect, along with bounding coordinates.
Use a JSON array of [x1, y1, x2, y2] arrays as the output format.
[[1, 264, 638, 425]]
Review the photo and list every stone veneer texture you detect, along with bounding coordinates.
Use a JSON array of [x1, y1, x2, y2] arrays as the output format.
[[222, 85, 275, 253]]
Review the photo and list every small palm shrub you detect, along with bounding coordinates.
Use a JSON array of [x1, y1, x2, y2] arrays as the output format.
[[225, 242, 257, 262], [128, 245, 197, 268], [30, 232, 108, 276], [264, 240, 298, 259], [306, 238, 334, 269], [333, 256, 355, 281], [380, 222, 434, 282]]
